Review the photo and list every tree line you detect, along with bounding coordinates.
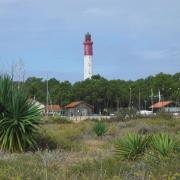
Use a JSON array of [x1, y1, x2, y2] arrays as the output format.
[[24, 72, 180, 113]]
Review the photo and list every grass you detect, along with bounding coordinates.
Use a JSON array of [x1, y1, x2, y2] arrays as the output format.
[[0, 117, 179, 179]]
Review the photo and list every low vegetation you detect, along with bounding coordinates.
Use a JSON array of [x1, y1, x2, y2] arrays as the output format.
[[151, 133, 179, 157], [114, 133, 150, 160], [93, 121, 107, 136], [0, 114, 179, 179]]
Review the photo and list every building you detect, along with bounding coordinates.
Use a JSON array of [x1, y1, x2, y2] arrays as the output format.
[[65, 101, 93, 116], [149, 101, 180, 113], [47, 105, 62, 115], [31, 99, 45, 113], [84, 33, 93, 80]]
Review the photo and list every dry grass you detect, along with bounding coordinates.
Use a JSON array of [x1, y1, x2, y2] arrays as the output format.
[[0, 117, 179, 179]]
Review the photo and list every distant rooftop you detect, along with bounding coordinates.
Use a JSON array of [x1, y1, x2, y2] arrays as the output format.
[[150, 101, 174, 109]]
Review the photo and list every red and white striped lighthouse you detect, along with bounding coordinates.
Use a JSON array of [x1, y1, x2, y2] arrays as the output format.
[[83, 33, 93, 80]]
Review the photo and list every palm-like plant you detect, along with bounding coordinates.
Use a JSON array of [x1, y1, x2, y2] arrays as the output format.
[[93, 122, 107, 136], [151, 133, 179, 157], [114, 133, 150, 160], [0, 75, 41, 152]]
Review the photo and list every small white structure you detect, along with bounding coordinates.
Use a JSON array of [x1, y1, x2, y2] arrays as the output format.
[[138, 110, 153, 116], [32, 100, 45, 113], [84, 33, 93, 80]]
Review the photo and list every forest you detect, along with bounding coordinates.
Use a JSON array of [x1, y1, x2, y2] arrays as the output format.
[[24, 72, 180, 113]]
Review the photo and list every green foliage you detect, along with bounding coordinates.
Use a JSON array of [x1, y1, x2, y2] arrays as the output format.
[[24, 72, 180, 113], [48, 116, 72, 124], [115, 108, 138, 121], [0, 118, 179, 179], [113, 108, 128, 121], [114, 133, 150, 160], [0, 75, 41, 152], [155, 111, 173, 120], [93, 122, 107, 136], [40, 123, 84, 151], [151, 133, 179, 157]]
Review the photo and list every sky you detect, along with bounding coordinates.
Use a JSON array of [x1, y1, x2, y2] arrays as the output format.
[[0, 0, 180, 82]]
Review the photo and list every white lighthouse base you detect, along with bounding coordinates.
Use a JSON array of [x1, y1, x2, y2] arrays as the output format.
[[84, 55, 93, 80]]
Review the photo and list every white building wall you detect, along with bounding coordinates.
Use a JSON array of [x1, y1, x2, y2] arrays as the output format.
[[84, 55, 93, 80]]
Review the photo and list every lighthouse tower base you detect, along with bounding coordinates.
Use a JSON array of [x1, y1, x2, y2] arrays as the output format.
[[84, 55, 92, 80]]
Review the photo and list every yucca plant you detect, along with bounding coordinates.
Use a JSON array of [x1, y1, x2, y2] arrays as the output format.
[[114, 133, 150, 160], [0, 75, 41, 152], [93, 122, 107, 136], [151, 133, 179, 157]]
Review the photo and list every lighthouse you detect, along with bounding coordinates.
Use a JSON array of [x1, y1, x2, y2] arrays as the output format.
[[83, 33, 93, 80]]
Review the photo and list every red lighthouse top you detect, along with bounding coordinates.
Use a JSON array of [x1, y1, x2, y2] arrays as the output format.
[[83, 33, 93, 56]]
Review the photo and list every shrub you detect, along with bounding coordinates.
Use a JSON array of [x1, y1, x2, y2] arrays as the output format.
[[107, 124, 118, 136], [114, 133, 150, 160], [0, 75, 41, 152], [40, 124, 83, 151], [137, 124, 152, 135], [151, 133, 179, 157], [48, 116, 71, 124], [155, 111, 173, 120], [36, 130, 57, 150], [93, 122, 107, 136]]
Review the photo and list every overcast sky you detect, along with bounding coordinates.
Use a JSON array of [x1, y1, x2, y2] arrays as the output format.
[[0, 0, 180, 82]]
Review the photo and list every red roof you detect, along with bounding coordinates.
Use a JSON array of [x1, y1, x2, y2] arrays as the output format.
[[150, 101, 173, 109], [47, 105, 62, 111], [65, 101, 82, 108], [65, 101, 93, 109]]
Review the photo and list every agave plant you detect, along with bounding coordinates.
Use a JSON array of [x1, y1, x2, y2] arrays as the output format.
[[114, 133, 150, 160], [93, 122, 107, 136], [151, 133, 179, 157], [0, 75, 41, 152]]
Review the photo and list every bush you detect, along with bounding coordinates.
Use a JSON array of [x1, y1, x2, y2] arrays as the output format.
[[137, 124, 152, 135], [107, 124, 118, 136], [155, 111, 173, 120], [151, 133, 179, 157], [93, 122, 107, 136], [48, 116, 71, 124], [114, 133, 150, 160], [113, 108, 138, 122], [0, 75, 41, 152], [36, 130, 57, 150], [40, 124, 83, 151]]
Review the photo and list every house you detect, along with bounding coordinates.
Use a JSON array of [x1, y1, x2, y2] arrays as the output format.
[[149, 101, 180, 113], [31, 100, 45, 113], [47, 105, 62, 115], [64, 101, 93, 116]]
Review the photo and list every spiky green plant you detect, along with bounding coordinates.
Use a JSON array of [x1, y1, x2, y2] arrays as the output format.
[[114, 133, 150, 160], [93, 122, 107, 136], [151, 133, 179, 157], [0, 75, 41, 152]]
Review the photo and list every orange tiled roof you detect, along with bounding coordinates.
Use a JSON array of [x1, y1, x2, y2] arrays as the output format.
[[47, 105, 62, 111], [65, 101, 93, 109], [150, 101, 173, 109], [65, 101, 82, 108]]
